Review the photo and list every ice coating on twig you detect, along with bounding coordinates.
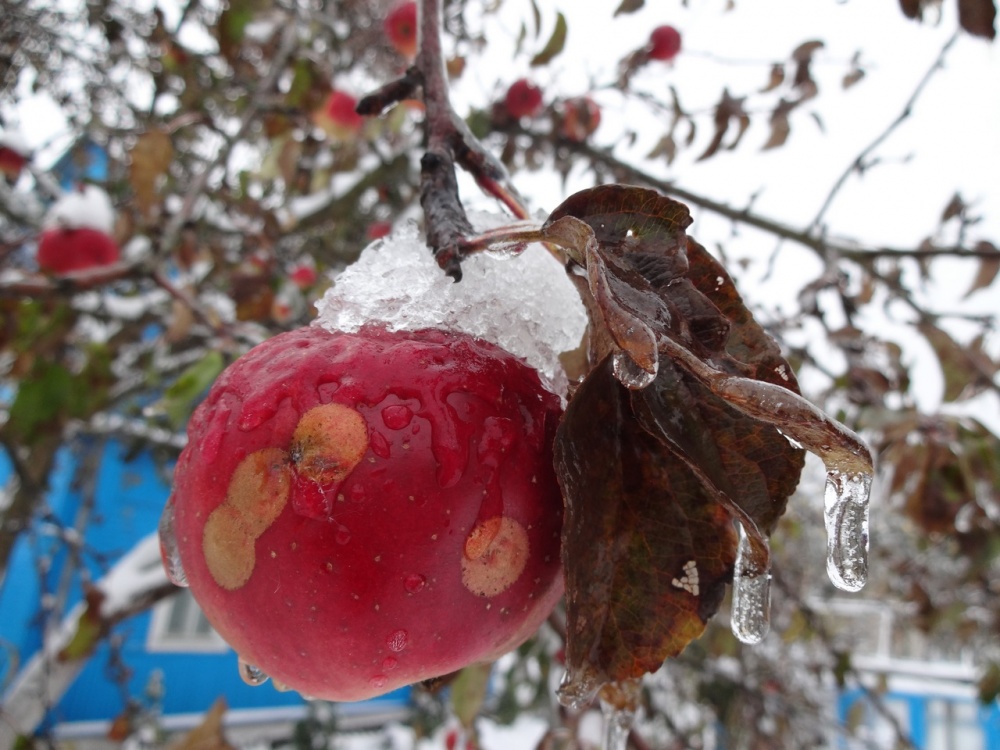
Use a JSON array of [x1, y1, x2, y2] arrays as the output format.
[[730, 523, 771, 644], [314, 220, 588, 396]]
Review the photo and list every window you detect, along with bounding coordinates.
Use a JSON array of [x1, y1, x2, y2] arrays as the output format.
[[147, 589, 229, 653]]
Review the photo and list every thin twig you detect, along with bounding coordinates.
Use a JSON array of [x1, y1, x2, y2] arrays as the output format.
[[809, 31, 960, 232]]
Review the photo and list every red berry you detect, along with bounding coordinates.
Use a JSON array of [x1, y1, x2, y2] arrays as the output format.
[[558, 96, 602, 143], [648, 25, 682, 62], [36, 227, 120, 274], [384, 2, 418, 60], [504, 79, 544, 120], [167, 325, 565, 701]]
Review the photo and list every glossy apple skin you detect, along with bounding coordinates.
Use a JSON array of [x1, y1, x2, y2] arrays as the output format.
[[36, 227, 120, 274], [169, 325, 565, 701]]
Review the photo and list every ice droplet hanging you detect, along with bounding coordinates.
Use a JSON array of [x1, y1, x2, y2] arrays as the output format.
[[824, 470, 871, 592], [730, 523, 771, 644]]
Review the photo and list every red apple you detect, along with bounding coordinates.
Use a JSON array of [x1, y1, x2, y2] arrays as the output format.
[[0, 132, 30, 181], [558, 96, 602, 143], [314, 90, 365, 140], [166, 325, 565, 701], [289, 263, 318, 289], [504, 79, 544, 120], [648, 25, 682, 62], [36, 227, 121, 274], [366, 221, 393, 241], [384, 2, 418, 60]]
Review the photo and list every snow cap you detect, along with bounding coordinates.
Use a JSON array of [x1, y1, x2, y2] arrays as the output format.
[[43, 184, 116, 235], [313, 217, 588, 396]]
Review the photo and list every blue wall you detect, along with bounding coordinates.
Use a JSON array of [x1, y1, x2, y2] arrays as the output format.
[[0, 439, 406, 730]]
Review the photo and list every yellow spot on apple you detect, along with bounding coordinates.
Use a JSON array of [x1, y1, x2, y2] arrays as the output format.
[[203, 447, 292, 590], [203, 505, 256, 590], [291, 403, 369, 484], [461, 517, 529, 597]]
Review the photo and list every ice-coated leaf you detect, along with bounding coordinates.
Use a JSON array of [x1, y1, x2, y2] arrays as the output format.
[[554, 358, 738, 690], [545, 185, 809, 694]]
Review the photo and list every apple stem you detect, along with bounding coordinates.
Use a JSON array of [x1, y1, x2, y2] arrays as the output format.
[[359, 0, 530, 279]]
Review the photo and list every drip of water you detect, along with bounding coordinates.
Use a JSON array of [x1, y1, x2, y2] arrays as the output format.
[[730, 524, 771, 644], [824, 470, 871, 592], [612, 351, 657, 390], [600, 699, 635, 750], [157, 500, 188, 588], [237, 656, 269, 687]]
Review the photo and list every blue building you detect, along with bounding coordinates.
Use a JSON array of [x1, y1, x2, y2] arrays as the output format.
[[0, 438, 409, 747]]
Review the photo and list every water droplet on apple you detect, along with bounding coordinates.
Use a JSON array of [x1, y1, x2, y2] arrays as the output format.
[[386, 629, 409, 652], [382, 656, 398, 671], [403, 573, 426, 593], [369, 430, 391, 459], [381, 404, 414, 430], [157, 499, 188, 587], [237, 656, 269, 686], [238, 397, 279, 432], [369, 674, 388, 690], [335, 525, 351, 545]]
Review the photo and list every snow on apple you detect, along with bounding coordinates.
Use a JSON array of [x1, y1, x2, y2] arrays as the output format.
[[36, 186, 121, 274]]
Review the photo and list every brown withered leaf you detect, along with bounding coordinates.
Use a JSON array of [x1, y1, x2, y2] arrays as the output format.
[[918, 322, 988, 401], [791, 40, 824, 99], [697, 90, 749, 161], [964, 242, 1000, 297], [546, 185, 806, 693], [762, 98, 797, 150], [555, 358, 739, 685], [957, 0, 996, 39], [167, 698, 235, 750], [899, 0, 922, 18], [760, 63, 785, 93]]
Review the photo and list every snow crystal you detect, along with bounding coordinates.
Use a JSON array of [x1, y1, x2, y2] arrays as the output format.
[[313, 219, 588, 396], [44, 184, 116, 234]]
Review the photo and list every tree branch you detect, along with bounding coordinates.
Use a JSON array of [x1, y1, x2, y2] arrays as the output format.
[[809, 30, 960, 232]]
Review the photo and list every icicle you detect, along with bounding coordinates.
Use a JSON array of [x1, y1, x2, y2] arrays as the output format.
[[730, 523, 771, 644], [598, 679, 641, 750], [600, 700, 635, 750], [824, 470, 871, 592], [612, 351, 657, 390], [237, 656, 269, 687], [157, 499, 188, 588]]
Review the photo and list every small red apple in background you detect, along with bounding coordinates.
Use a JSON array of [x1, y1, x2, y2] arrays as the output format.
[[557, 96, 602, 143], [366, 221, 393, 241], [0, 131, 30, 182], [165, 324, 565, 701], [313, 90, 365, 140], [648, 25, 682, 61], [288, 260, 318, 289], [384, 1, 418, 60], [504, 78, 544, 120], [36, 185, 121, 274]]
